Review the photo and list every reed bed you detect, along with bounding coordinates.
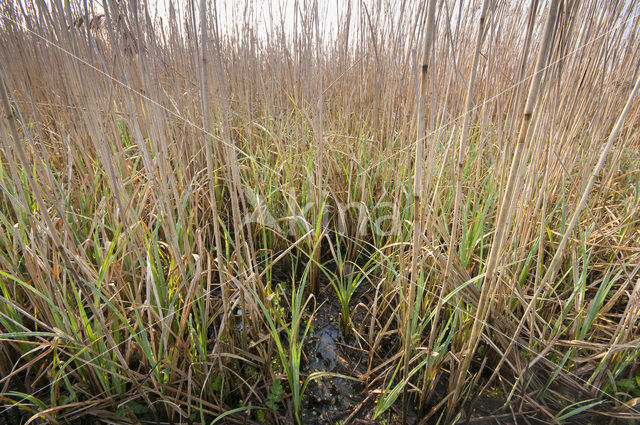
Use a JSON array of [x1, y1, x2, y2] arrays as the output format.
[[0, 0, 639, 424]]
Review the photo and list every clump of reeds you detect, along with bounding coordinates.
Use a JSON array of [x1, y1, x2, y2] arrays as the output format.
[[0, 0, 639, 424]]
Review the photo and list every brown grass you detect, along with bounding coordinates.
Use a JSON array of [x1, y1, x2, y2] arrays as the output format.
[[0, 1, 639, 424]]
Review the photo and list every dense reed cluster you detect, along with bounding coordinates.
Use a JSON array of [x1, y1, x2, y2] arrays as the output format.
[[0, 0, 639, 424]]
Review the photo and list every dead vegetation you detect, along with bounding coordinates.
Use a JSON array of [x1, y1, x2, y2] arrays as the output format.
[[0, 0, 639, 424]]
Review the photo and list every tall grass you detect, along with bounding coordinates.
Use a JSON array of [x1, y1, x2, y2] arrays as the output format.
[[0, 0, 639, 424]]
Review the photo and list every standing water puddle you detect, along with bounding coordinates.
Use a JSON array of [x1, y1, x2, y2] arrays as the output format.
[[302, 304, 369, 423]]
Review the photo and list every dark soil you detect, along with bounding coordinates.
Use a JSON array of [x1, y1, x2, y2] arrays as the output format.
[[300, 283, 373, 424]]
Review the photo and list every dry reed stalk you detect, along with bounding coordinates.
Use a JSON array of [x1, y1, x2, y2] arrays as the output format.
[[310, 1, 325, 298], [506, 0, 539, 143], [438, 0, 491, 357], [211, 1, 252, 271], [197, 0, 230, 343], [402, 0, 437, 422], [448, 0, 561, 418]]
